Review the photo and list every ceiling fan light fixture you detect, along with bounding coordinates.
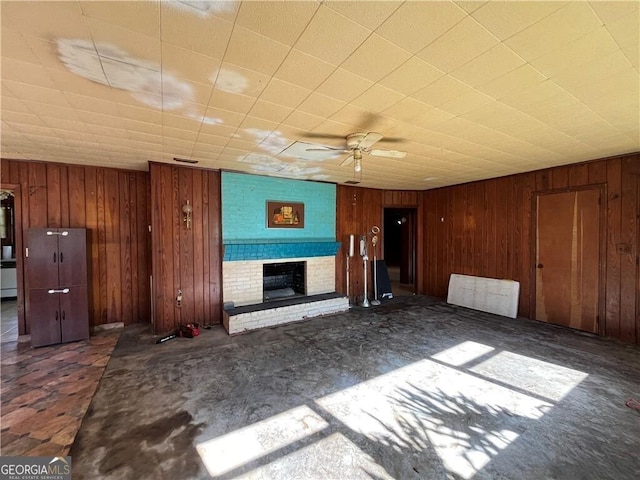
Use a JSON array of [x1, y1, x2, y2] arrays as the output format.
[[354, 157, 362, 173]]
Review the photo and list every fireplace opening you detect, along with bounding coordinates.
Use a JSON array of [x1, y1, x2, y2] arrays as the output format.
[[263, 261, 306, 301]]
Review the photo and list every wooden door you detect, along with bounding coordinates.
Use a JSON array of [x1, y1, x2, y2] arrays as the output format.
[[534, 189, 601, 333], [60, 286, 89, 343], [399, 210, 415, 284], [57, 229, 87, 286], [29, 288, 61, 347], [27, 228, 59, 289]]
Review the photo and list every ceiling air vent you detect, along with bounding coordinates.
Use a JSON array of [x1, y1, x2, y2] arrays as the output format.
[[173, 157, 198, 164]]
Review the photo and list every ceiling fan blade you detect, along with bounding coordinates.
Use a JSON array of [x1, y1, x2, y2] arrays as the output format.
[[340, 154, 355, 167], [303, 132, 347, 140], [369, 149, 406, 158], [376, 137, 405, 143], [359, 132, 383, 149], [305, 146, 348, 152]]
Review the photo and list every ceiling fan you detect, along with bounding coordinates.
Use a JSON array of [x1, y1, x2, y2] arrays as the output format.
[[306, 132, 406, 173]]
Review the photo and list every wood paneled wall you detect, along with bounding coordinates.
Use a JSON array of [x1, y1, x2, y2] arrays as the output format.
[[1, 159, 151, 334], [149, 163, 222, 335], [421, 154, 639, 344], [336, 186, 422, 301]]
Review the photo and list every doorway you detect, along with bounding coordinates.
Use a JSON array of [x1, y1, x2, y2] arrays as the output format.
[[383, 208, 416, 296], [533, 187, 603, 334], [1, 188, 19, 342]]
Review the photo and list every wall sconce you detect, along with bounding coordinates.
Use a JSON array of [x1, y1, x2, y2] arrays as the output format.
[[182, 200, 193, 230]]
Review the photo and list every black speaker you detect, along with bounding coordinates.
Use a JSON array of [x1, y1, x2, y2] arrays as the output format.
[[373, 260, 393, 300]]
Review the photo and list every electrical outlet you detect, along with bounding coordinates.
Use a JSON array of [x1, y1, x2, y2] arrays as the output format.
[[176, 289, 183, 307]]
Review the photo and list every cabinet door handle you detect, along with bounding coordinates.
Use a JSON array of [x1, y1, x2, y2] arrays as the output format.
[[55, 311, 59, 321], [60, 252, 64, 263], [53, 252, 57, 263], [48, 288, 70, 294], [62, 310, 65, 321]]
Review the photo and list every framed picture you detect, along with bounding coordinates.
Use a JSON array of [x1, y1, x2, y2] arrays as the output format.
[[267, 201, 304, 228]]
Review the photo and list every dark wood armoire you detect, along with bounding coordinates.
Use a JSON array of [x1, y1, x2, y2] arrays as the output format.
[[27, 228, 89, 347]]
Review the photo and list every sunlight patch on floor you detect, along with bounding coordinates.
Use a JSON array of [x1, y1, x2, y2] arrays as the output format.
[[470, 351, 589, 401], [196, 342, 589, 479], [234, 433, 393, 480], [430, 341, 495, 366], [196, 405, 328, 477], [315, 358, 555, 479]]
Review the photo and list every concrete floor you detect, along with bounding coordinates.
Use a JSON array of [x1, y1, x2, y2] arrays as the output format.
[[71, 296, 639, 479]]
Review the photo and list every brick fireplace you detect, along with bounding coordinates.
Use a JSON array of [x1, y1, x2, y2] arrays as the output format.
[[223, 254, 335, 306], [220, 172, 347, 334], [221, 241, 348, 334]]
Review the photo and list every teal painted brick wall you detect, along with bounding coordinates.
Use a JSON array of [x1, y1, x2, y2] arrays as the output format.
[[221, 172, 336, 242]]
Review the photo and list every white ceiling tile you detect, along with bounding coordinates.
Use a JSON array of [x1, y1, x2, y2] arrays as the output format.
[[161, 43, 221, 86], [1, 28, 42, 65], [551, 50, 635, 94], [471, 1, 566, 41], [1, 97, 31, 114], [280, 111, 324, 131], [1, 1, 90, 39], [160, 3, 233, 59], [208, 88, 256, 114], [379, 57, 444, 96], [589, 1, 639, 25], [529, 27, 620, 78], [376, 1, 468, 54], [316, 69, 374, 103], [294, 5, 372, 66], [79, 0, 161, 38], [224, 25, 291, 75], [2, 81, 70, 108], [476, 64, 548, 100], [504, 2, 602, 61], [117, 103, 163, 124], [341, 34, 412, 83], [259, 79, 312, 109], [248, 100, 293, 123], [351, 84, 405, 113], [202, 106, 246, 128], [417, 16, 499, 73], [324, 1, 400, 30], [1, 58, 58, 90], [235, 1, 318, 45], [411, 75, 476, 107], [449, 44, 525, 87], [297, 93, 346, 118], [161, 113, 204, 132], [212, 64, 271, 98], [273, 49, 336, 90], [85, 16, 161, 65], [455, 1, 488, 14], [328, 104, 377, 130], [382, 97, 430, 123], [411, 108, 456, 131]]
